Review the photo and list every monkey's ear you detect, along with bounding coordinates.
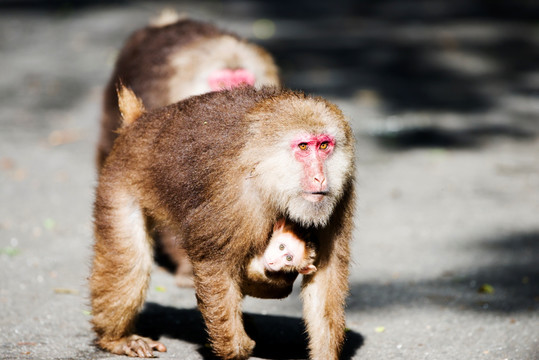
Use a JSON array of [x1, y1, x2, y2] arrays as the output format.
[[273, 218, 286, 232], [299, 265, 317, 275], [117, 84, 145, 128]]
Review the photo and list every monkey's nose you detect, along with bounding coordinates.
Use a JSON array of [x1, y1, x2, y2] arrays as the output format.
[[314, 175, 326, 190]]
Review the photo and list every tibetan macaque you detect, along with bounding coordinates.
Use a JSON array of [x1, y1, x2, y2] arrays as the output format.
[[256, 218, 317, 275], [97, 12, 280, 168], [90, 85, 355, 359], [248, 218, 316, 276], [96, 12, 280, 287]]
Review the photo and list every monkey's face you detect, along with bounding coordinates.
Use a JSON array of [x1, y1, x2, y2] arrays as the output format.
[[263, 232, 306, 272], [279, 131, 349, 228], [168, 36, 280, 101], [208, 69, 255, 91], [290, 134, 335, 203], [242, 94, 354, 228]]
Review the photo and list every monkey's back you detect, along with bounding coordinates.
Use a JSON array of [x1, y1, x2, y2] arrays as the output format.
[[106, 19, 230, 108], [97, 17, 280, 169], [103, 85, 353, 262], [110, 87, 281, 260]]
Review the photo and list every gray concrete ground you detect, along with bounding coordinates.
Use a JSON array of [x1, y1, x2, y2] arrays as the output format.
[[0, 1, 538, 359]]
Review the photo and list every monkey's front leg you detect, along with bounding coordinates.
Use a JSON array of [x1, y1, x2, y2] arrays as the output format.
[[301, 258, 349, 360], [193, 262, 255, 360], [90, 188, 166, 357]]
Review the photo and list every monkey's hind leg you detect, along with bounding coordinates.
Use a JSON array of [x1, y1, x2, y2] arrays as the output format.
[[89, 185, 166, 357], [156, 227, 194, 288], [193, 263, 255, 360]]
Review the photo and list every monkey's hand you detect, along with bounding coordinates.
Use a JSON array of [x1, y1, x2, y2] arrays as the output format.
[[100, 335, 167, 357]]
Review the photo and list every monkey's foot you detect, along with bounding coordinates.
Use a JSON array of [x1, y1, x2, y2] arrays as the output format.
[[101, 335, 167, 357], [214, 334, 255, 360]]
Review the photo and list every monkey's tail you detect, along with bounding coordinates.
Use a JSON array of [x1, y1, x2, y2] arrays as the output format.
[[116, 84, 145, 128]]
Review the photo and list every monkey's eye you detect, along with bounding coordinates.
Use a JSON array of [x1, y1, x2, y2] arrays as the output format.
[[286, 255, 293, 262], [298, 143, 308, 151], [319, 142, 329, 150], [279, 244, 285, 251]]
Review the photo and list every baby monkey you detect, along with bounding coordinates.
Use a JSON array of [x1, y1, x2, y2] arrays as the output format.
[[248, 218, 317, 278]]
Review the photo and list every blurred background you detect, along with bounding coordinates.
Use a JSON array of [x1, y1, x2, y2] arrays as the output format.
[[1, 0, 538, 146], [0, 1, 538, 359]]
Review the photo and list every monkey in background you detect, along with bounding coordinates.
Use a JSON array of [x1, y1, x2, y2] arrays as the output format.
[[96, 11, 281, 286], [97, 11, 280, 167], [90, 85, 355, 359]]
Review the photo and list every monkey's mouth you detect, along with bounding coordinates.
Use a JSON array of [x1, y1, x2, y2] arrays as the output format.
[[263, 258, 280, 272], [302, 191, 328, 203]]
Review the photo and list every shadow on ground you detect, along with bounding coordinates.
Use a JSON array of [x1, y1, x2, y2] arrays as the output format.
[[135, 304, 363, 360], [372, 123, 537, 151], [349, 231, 539, 313], [255, 1, 539, 112], [143, 234, 537, 357]]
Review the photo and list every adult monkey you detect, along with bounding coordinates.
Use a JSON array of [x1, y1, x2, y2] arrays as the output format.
[[96, 11, 280, 286], [97, 11, 280, 167], [90, 86, 355, 359]]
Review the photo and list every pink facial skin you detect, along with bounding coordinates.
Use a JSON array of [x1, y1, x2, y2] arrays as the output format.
[[263, 231, 306, 271], [262, 219, 317, 275], [291, 134, 335, 202], [208, 69, 255, 91]]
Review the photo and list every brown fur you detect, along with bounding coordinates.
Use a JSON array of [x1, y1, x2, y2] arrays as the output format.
[[96, 17, 280, 288], [90, 86, 355, 359], [97, 17, 280, 168]]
